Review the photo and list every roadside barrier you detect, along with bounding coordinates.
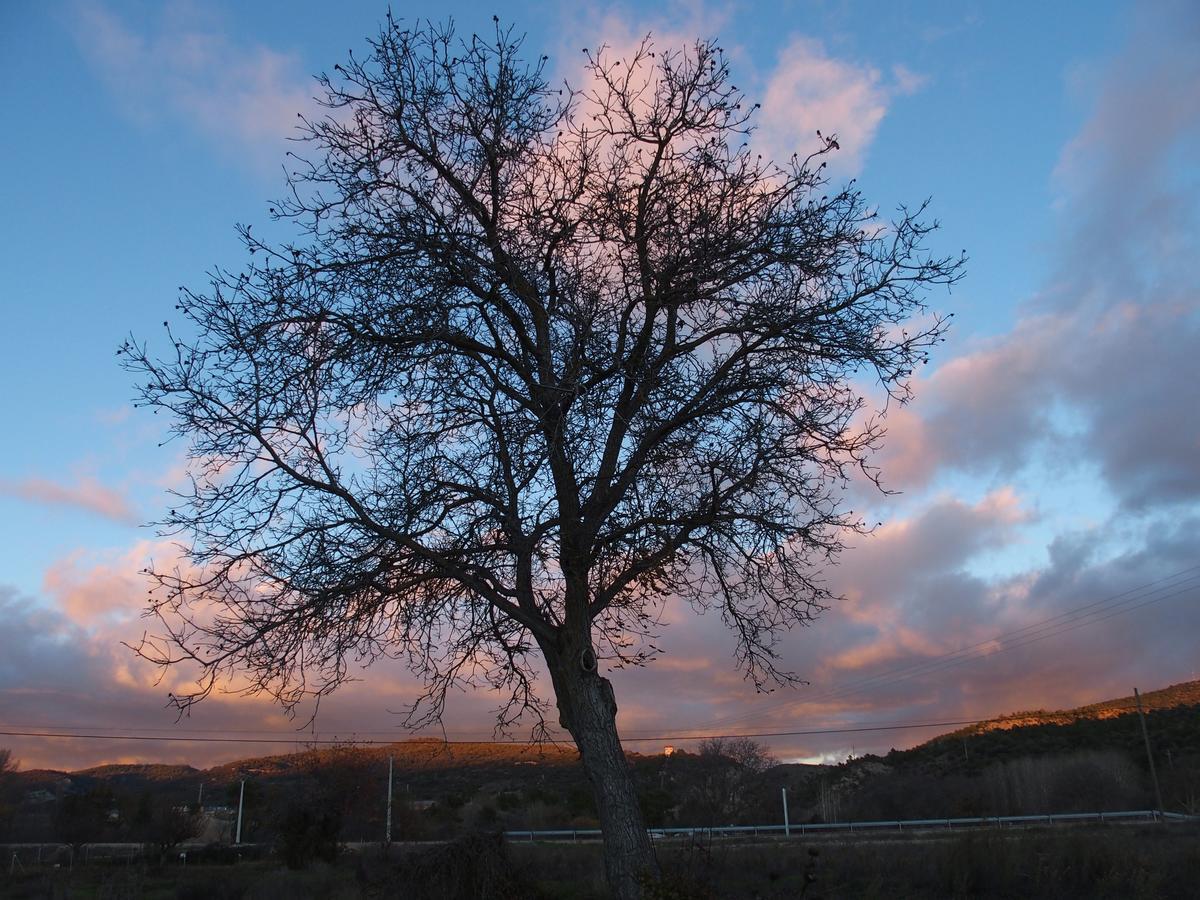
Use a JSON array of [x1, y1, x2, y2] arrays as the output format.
[[503, 809, 1196, 842]]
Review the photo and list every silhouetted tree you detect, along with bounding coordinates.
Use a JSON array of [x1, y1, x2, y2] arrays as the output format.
[[122, 17, 960, 898], [55, 787, 117, 848], [132, 791, 202, 861], [698, 736, 778, 774], [690, 737, 779, 822], [278, 800, 342, 869], [0, 749, 16, 830]]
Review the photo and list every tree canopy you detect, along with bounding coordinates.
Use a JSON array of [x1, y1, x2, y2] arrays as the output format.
[[122, 18, 960, 897]]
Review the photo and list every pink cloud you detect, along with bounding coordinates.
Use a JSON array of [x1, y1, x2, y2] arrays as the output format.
[[40, 541, 171, 623], [824, 625, 943, 674], [757, 37, 913, 175], [4, 497, 1199, 770], [0, 538, 500, 768], [559, 3, 916, 176], [555, 0, 734, 70], [0, 475, 138, 524]]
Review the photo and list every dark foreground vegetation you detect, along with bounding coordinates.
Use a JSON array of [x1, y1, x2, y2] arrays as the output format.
[[2, 825, 1198, 899]]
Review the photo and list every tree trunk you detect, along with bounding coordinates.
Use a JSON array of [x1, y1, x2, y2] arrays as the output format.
[[547, 651, 659, 900]]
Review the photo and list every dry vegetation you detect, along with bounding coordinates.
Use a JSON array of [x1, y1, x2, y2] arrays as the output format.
[[944, 680, 1200, 737], [2, 826, 1198, 899]]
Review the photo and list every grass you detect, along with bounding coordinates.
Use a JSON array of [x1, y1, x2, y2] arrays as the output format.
[[517, 825, 1200, 899], [2, 824, 1196, 898]]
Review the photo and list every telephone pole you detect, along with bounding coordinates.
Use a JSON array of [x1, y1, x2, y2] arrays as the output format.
[[235, 780, 246, 844], [1134, 688, 1165, 818], [385, 755, 394, 846]]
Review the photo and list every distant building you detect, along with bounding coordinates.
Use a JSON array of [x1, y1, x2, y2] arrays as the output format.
[[662, 746, 675, 757]]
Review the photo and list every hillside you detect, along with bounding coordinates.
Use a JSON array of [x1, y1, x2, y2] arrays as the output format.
[[886, 679, 1200, 773], [206, 738, 587, 780], [5, 678, 1197, 842], [937, 680, 1200, 739], [11, 680, 1198, 798], [12, 738, 602, 810]]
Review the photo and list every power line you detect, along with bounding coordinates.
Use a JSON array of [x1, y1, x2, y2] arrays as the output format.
[[0, 719, 1020, 746], [0, 730, 351, 746], [729, 567, 1197, 724], [32, 567, 1184, 745], [0, 703, 1148, 748], [3, 568, 1192, 751], [663, 565, 1199, 737], [791, 579, 1198, 712], [0, 722, 418, 737]]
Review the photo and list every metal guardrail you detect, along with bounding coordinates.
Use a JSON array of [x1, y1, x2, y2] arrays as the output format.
[[4, 810, 1194, 868], [503, 809, 1197, 842]]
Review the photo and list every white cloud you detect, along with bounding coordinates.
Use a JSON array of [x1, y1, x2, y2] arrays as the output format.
[[70, 1, 315, 169], [757, 37, 920, 175]]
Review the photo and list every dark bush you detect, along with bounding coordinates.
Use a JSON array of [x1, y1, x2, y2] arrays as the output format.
[[639, 787, 676, 827], [277, 802, 341, 870], [361, 831, 541, 899], [495, 791, 523, 811]]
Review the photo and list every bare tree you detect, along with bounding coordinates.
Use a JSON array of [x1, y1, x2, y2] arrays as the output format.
[[0, 749, 16, 826], [694, 737, 778, 822], [698, 736, 778, 774], [122, 18, 960, 898], [132, 792, 203, 862]]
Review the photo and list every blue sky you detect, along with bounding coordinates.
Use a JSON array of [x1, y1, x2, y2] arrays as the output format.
[[1, 0, 1197, 769]]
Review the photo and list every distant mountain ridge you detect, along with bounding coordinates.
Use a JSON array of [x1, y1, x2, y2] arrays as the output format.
[[932, 679, 1200, 743], [12, 738, 606, 802], [12, 679, 1199, 788], [7, 679, 1199, 841]]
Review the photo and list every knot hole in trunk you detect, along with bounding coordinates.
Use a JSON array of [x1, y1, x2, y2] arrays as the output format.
[[579, 647, 597, 673]]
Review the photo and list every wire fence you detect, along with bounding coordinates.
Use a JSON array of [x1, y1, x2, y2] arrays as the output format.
[[503, 809, 1196, 843], [5, 808, 1195, 872]]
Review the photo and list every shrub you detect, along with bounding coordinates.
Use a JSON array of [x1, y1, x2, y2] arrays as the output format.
[[277, 802, 342, 870]]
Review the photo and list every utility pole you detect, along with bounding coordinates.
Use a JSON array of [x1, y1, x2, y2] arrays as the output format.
[[235, 780, 246, 844], [386, 755, 394, 846], [197, 782, 203, 809], [1134, 688, 1165, 818], [781, 787, 790, 837]]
